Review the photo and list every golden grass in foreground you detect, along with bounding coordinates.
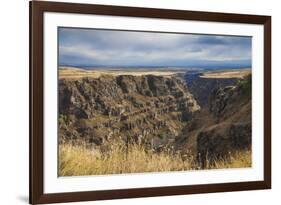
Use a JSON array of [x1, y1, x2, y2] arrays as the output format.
[[59, 142, 251, 176]]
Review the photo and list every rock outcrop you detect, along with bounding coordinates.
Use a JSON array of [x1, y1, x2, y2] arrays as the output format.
[[174, 74, 252, 167], [59, 74, 200, 149], [185, 72, 238, 107]]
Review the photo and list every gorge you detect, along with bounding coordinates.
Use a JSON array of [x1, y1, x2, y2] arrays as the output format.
[[58, 67, 252, 173]]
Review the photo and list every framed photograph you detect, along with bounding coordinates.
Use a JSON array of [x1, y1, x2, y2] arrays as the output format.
[[30, 1, 271, 204]]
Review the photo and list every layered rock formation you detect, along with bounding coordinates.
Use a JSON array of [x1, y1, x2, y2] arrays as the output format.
[[59, 74, 200, 149], [175, 74, 252, 166], [184, 72, 238, 107]]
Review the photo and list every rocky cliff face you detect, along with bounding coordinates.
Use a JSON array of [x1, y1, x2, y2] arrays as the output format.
[[175, 75, 252, 166], [59, 74, 200, 149], [185, 72, 238, 107]]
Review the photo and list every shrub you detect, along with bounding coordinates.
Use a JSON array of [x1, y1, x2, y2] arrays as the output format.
[[237, 74, 252, 98]]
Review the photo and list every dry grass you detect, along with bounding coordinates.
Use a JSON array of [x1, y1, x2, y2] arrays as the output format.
[[204, 150, 252, 169], [59, 67, 102, 79], [59, 67, 180, 80], [59, 140, 251, 176], [200, 69, 251, 79]]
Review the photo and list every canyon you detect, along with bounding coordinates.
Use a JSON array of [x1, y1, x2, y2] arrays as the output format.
[[58, 67, 251, 165]]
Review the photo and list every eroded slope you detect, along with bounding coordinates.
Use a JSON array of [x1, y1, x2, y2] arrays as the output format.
[[59, 74, 200, 149]]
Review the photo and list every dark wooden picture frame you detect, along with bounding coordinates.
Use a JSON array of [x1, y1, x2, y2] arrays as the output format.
[[30, 1, 271, 204]]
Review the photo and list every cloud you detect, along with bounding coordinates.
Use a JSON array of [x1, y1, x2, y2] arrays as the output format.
[[58, 27, 252, 68]]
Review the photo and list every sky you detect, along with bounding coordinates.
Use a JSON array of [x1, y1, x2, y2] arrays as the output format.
[[58, 27, 252, 68]]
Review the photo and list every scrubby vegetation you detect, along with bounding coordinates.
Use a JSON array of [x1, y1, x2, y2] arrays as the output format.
[[59, 139, 251, 176], [237, 74, 252, 98]]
